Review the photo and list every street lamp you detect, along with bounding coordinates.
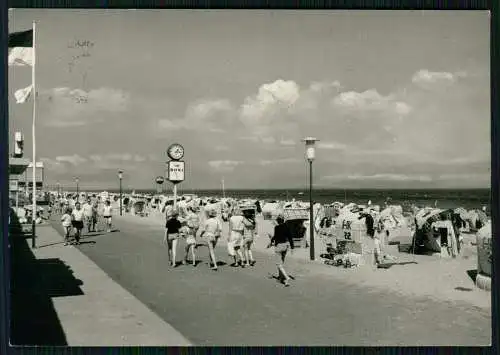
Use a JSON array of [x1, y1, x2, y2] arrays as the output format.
[[75, 177, 79, 199], [56, 182, 61, 196], [302, 137, 319, 261], [118, 170, 123, 216]]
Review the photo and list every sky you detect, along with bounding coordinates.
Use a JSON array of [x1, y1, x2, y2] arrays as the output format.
[[8, 9, 491, 190]]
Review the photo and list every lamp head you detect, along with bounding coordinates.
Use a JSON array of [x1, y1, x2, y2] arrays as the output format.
[[118, 170, 123, 179], [302, 137, 319, 161]]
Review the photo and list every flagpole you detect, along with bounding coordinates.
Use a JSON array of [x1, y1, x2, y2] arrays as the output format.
[[31, 21, 37, 248]]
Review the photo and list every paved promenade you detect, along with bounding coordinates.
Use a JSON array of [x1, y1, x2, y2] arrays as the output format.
[[41, 212, 491, 346], [10, 223, 191, 346]]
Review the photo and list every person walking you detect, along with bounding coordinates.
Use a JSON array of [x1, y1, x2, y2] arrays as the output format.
[[82, 198, 94, 234], [102, 200, 113, 233], [71, 202, 84, 245], [242, 208, 257, 267], [200, 209, 222, 270], [269, 215, 295, 287], [165, 210, 182, 267], [227, 207, 245, 267], [61, 208, 73, 246], [182, 206, 200, 266]]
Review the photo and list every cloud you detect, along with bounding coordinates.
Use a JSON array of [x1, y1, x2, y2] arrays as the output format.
[[215, 145, 230, 151], [208, 160, 243, 171], [42, 87, 130, 127], [186, 99, 232, 119], [240, 79, 301, 123], [89, 153, 147, 169], [259, 158, 300, 166], [318, 141, 347, 150], [55, 154, 88, 165], [411, 69, 467, 89], [40, 157, 68, 174], [332, 89, 411, 116], [157, 98, 232, 132], [279, 139, 296, 146], [321, 173, 433, 182]]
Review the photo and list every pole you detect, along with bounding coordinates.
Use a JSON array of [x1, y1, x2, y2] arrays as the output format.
[[31, 21, 37, 248], [173, 184, 177, 210], [119, 178, 122, 216], [76, 180, 79, 197], [309, 160, 315, 261], [222, 178, 225, 199]]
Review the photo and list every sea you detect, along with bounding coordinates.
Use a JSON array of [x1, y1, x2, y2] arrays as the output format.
[[127, 188, 491, 213]]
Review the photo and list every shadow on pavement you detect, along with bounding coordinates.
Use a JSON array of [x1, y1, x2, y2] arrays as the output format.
[[467, 269, 478, 283], [9, 209, 84, 346]]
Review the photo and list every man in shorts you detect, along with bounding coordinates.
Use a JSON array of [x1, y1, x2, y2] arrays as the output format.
[[102, 200, 113, 233], [71, 202, 84, 245]]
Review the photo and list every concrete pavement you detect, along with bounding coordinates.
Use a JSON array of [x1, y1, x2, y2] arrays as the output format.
[[10, 223, 191, 346], [46, 213, 491, 346]]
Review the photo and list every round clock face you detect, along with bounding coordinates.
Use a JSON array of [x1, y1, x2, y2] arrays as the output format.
[[168, 144, 184, 160]]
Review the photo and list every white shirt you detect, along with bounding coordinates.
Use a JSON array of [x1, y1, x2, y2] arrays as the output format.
[[61, 214, 72, 227], [103, 205, 112, 217], [82, 203, 93, 217], [72, 209, 84, 221]]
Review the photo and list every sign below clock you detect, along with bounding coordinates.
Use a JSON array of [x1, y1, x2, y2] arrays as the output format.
[[167, 161, 185, 183]]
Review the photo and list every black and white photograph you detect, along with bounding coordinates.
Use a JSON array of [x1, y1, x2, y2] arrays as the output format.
[[6, 9, 491, 346]]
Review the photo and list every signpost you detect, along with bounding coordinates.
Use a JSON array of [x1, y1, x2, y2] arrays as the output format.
[[166, 143, 185, 210]]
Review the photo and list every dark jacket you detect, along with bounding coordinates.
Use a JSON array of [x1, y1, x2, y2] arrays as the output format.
[[271, 223, 294, 249]]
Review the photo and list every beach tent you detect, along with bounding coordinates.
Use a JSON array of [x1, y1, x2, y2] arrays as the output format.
[[476, 221, 492, 277], [262, 202, 282, 220]]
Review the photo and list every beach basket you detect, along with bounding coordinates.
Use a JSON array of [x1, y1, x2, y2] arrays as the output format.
[[476, 221, 492, 277]]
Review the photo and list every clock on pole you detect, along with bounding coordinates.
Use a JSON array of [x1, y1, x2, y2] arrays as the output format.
[[167, 143, 184, 161]]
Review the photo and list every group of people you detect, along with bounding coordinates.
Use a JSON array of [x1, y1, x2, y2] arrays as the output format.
[[163, 205, 258, 271], [163, 203, 296, 286], [58, 196, 113, 245]]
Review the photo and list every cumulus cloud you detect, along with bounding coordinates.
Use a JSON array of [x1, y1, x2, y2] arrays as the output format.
[[411, 69, 466, 88], [208, 160, 243, 171], [332, 89, 411, 116], [241, 79, 300, 121], [43, 87, 130, 127]]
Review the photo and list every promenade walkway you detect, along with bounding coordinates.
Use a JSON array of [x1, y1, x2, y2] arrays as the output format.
[[9, 223, 191, 346], [43, 212, 490, 346]]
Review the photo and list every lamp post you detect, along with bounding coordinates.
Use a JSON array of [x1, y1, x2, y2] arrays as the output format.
[[118, 170, 123, 216], [75, 177, 79, 199], [56, 182, 61, 197], [303, 137, 319, 261]]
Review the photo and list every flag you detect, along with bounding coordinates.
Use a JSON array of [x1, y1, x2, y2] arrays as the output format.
[[8, 29, 33, 66], [14, 84, 33, 104]]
